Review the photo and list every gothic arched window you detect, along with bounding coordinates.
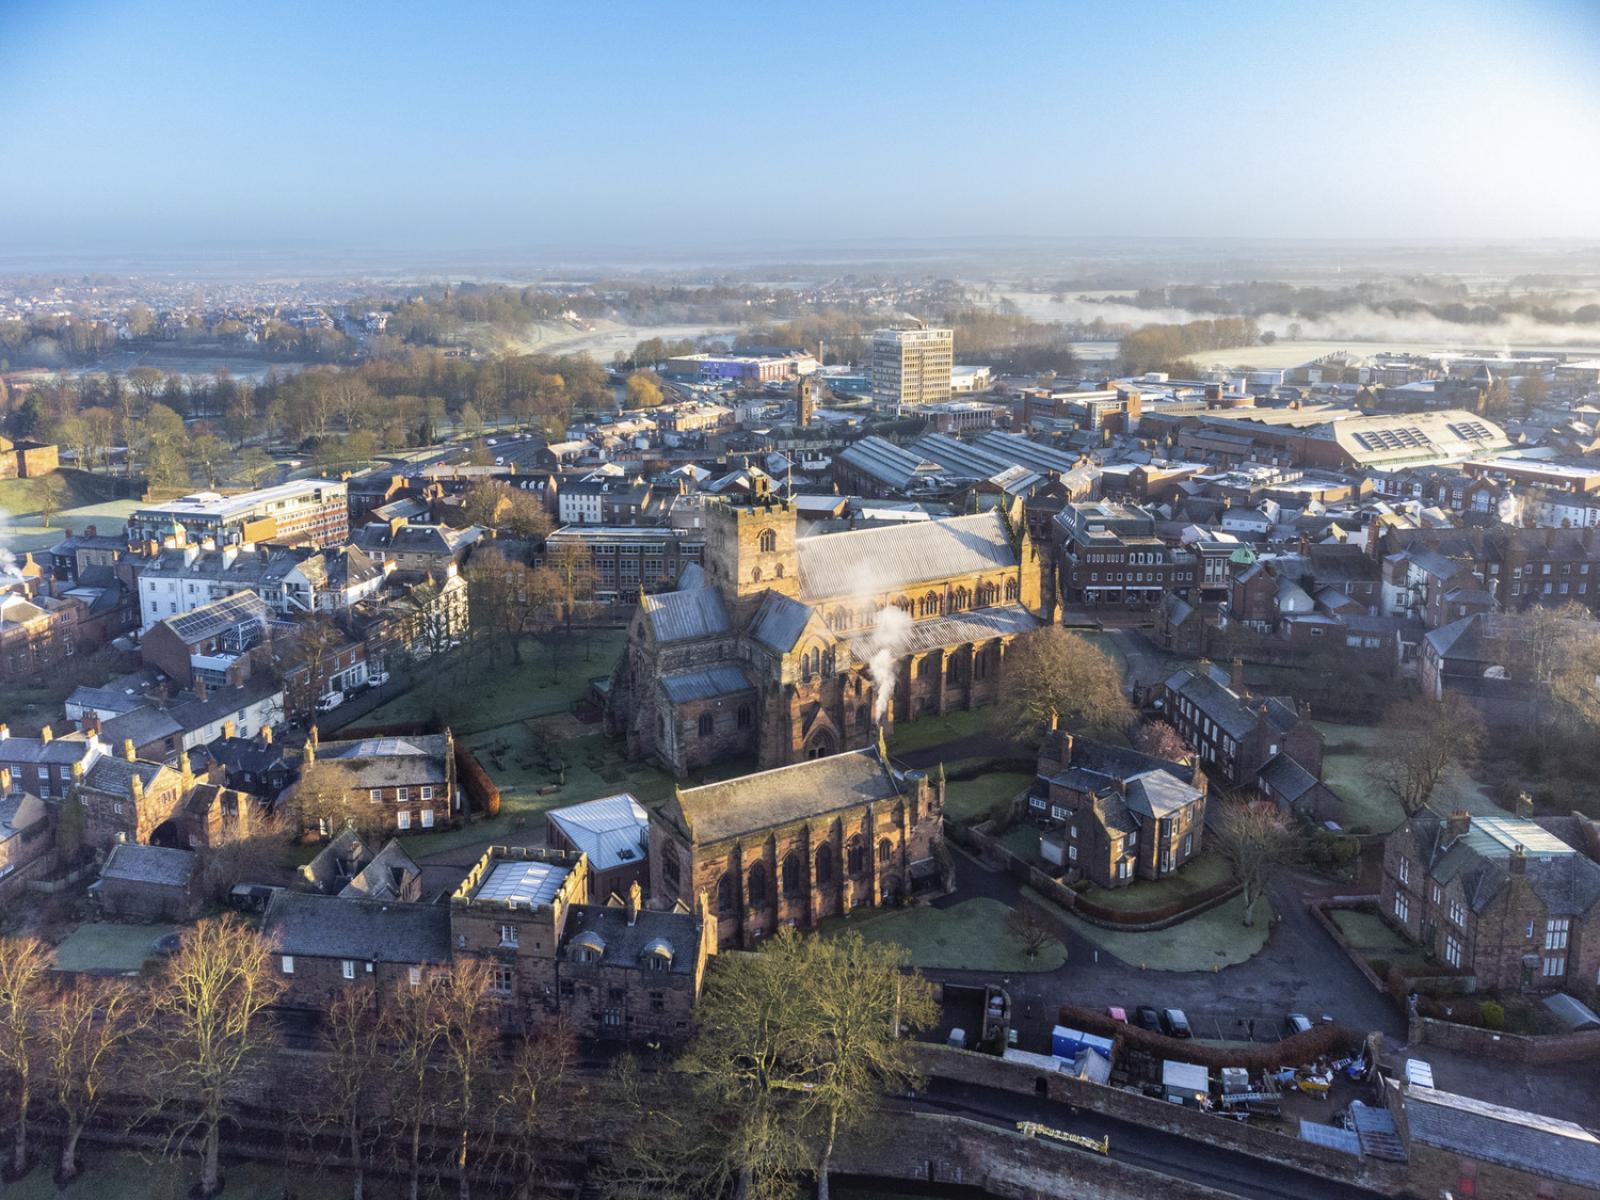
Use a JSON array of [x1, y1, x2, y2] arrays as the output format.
[[847, 836, 865, 878], [781, 852, 802, 897], [758, 528, 777, 553], [879, 838, 894, 865], [716, 873, 734, 913], [747, 862, 769, 907], [815, 844, 834, 886]]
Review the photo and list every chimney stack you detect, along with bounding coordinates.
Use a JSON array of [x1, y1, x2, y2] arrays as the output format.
[[131, 774, 144, 805], [124, 738, 137, 762], [39, 725, 52, 744], [222, 720, 236, 741], [1509, 843, 1527, 875], [1515, 792, 1534, 820], [627, 881, 641, 927], [0, 768, 10, 794], [1231, 657, 1245, 694], [1447, 809, 1472, 841], [194, 677, 207, 701], [0, 724, 8, 740], [260, 725, 273, 746]]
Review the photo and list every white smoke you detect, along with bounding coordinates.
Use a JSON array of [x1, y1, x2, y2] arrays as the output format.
[[865, 605, 913, 723], [0, 507, 18, 578], [1008, 293, 1600, 351], [1498, 492, 1528, 527]]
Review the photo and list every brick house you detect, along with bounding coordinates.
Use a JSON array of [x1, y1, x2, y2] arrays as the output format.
[[448, 847, 714, 1043], [0, 590, 87, 682], [263, 891, 454, 1012], [648, 742, 948, 950], [1380, 809, 1600, 993], [0, 726, 107, 802], [76, 747, 188, 851], [139, 591, 271, 688], [1029, 724, 1208, 888], [297, 728, 458, 835], [1152, 664, 1324, 792], [0, 782, 51, 901]]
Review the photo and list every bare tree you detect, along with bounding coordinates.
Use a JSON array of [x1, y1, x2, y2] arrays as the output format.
[[146, 915, 285, 1198], [1006, 903, 1053, 959], [42, 977, 148, 1182], [317, 987, 384, 1200], [288, 758, 388, 842], [0, 936, 52, 1177], [992, 627, 1132, 744], [1368, 694, 1484, 821], [1132, 719, 1193, 762], [494, 1021, 579, 1200], [195, 806, 296, 904], [381, 974, 447, 1200], [434, 959, 500, 1200], [1214, 798, 1297, 928]]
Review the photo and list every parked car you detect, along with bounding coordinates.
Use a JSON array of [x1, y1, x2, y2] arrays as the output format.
[[1161, 1008, 1193, 1038], [366, 670, 390, 688], [151, 932, 183, 956], [1284, 1012, 1314, 1037], [1134, 1006, 1162, 1031], [315, 692, 345, 714]]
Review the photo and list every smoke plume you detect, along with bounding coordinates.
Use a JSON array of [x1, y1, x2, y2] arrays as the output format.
[[865, 605, 912, 723]]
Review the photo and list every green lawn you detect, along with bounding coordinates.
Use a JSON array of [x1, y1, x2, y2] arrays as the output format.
[[1330, 908, 1430, 969], [53, 922, 174, 973], [0, 475, 139, 553], [884, 707, 995, 755], [362, 629, 626, 733], [2, 1153, 350, 1200], [942, 761, 1032, 824], [1084, 848, 1235, 914], [827, 897, 1067, 973], [995, 823, 1045, 861], [1316, 721, 1499, 834], [1030, 888, 1273, 970]]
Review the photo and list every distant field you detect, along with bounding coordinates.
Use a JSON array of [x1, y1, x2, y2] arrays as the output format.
[[498, 317, 743, 360]]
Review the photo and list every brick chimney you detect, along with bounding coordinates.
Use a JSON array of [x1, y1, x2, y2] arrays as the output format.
[[627, 881, 641, 927], [123, 738, 137, 762], [40, 725, 52, 744], [194, 677, 208, 701], [131, 774, 144, 805], [1231, 657, 1246, 694], [1515, 792, 1534, 819], [259, 725, 273, 746], [1446, 810, 1472, 841], [0, 724, 8, 740], [222, 720, 236, 741], [1509, 844, 1527, 874], [0, 768, 10, 794]]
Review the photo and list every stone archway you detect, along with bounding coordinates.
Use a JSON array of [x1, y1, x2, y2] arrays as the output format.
[[804, 729, 837, 760]]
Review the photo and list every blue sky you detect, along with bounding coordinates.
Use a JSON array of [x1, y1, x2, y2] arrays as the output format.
[[1, 0, 1597, 254]]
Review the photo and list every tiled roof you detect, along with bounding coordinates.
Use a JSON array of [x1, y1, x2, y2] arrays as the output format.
[[797, 511, 1017, 601], [664, 746, 904, 844], [559, 903, 699, 976], [340, 840, 422, 901], [1124, 770, 1202, 819], [263, 892, 452, 963], [1258, 753, 1319, 802]]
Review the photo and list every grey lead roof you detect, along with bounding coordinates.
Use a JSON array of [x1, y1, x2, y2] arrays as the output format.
[[559, 903, 698, 976], [842, 604, 1037, 658], [643, 586, 731, 643], [797, 511, 1017, 601], [748, 591, 815, 653], [659, 664, 756, 703]]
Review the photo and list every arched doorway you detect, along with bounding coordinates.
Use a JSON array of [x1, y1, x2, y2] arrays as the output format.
[[804, 730, 837, 760]]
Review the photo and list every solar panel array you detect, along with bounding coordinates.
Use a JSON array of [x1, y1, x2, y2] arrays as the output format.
[[1353, 426, 1432, 453], [1448, 420, 1494, 441]]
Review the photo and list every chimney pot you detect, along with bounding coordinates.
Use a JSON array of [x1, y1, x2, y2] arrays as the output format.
[[1509, 843, 1527, 874], [1447, 809, 1472, 840]]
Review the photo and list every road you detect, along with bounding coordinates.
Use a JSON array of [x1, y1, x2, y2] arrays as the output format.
[[896, 1079, 1385, 1200]]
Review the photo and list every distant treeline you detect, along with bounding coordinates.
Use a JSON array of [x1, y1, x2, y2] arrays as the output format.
[[1117, 317, 1261, 374], [1089, 281, 1600, 326]]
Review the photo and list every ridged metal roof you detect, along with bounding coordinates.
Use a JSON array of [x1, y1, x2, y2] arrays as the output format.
[[797, 511, 1017, 601]]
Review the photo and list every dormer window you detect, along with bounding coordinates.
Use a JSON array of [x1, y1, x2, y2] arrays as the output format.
[[642, 938, 674, 972], [572, 931, 606, 964]]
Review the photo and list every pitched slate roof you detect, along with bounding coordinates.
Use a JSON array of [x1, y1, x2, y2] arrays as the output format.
[[262, 891, 452, 963], [1124, 770, 1202, 819], [1398, 812, 1600, 917], [340, 840, 422, 902], [1258, 753, 1319, 803], [560, 903, 699, 976], [100, 843, 196, 888], [796, 511, 1017, 602], [642, 586, 731, 643], [316, 734, 451, 788], [662, 746, 904, 844], [1404, 1086, 1600, 1190], [548, 794, 650, 875]]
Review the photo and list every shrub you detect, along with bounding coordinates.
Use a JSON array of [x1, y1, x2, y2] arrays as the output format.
[[1479, 1001, 1505, 1030], [1367, 958, 1391, 980]]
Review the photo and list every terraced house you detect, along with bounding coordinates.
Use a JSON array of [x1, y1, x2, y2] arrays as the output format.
[[298, 728, 458, 834]]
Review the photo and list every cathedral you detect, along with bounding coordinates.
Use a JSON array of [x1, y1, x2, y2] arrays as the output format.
[[606, 498, 1047, 775]]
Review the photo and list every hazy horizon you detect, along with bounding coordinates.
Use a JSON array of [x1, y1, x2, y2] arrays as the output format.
[[3, 0, 1598, 267]]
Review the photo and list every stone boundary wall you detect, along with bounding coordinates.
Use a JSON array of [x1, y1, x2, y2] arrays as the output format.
[[1309, 897, 1391, 994], [910, 1043, 1408, 1195], [1409, 1014, 1600, 1065], [833, 1111, 1237, 1200]]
